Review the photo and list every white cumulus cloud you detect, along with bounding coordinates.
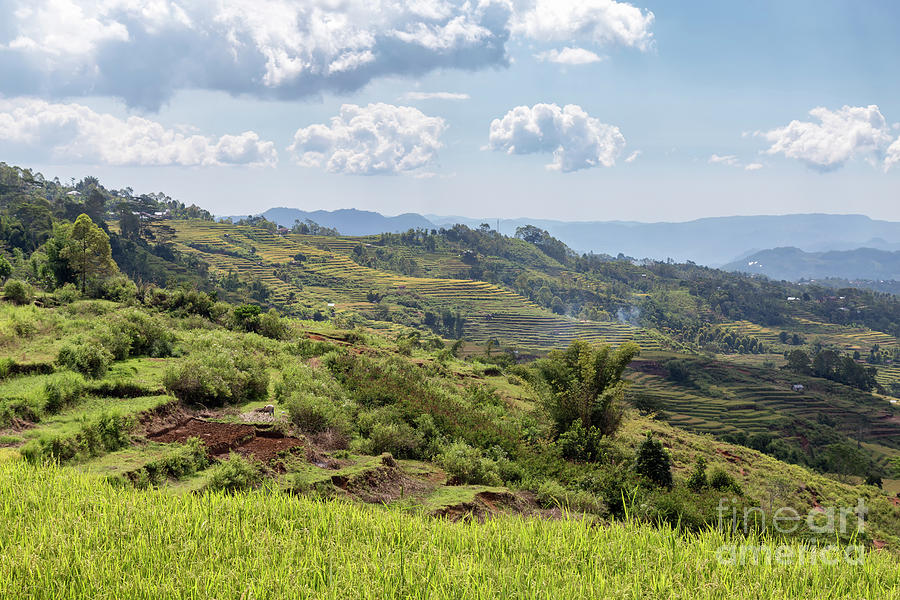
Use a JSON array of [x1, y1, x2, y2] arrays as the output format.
[[759, 105, 894, 171], [535, 47, 604, 65], [488, 103, 626, 172], [0, 0, 653, 109], [884, 137, 900, 171], [513, 0, 654, 51], [0, 98, 277, 167], [744, 162, 763, 171], [400, 91, 471, 101], [288, 103, 446, 175]]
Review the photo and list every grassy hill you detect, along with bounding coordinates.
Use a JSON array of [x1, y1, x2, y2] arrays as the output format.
[[170, 220, 666, 351]]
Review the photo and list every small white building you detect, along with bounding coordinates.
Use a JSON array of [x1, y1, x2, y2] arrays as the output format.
[[792, 384, 805, 393]]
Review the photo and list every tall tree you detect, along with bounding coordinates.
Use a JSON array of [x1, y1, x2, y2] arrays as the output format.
[[60, 214, 117, 292], [534, 339, 640, 437]]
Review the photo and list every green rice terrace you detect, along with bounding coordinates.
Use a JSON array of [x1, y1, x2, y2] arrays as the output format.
[[170, 220, 665, 351]]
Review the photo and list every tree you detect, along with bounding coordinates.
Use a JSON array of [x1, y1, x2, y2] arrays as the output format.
[[0, 254, 11, 281], [534, 339, 639, 437], [635, 432, 672, 488], [60, 214, 117, 292], [785, 349, 811, 374]]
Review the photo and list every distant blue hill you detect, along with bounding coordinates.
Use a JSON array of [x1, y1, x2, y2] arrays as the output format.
[[223, 208, 900, 267], [723, 246, 900, 282], [428, 213, 900, 266], [225, 207, 435, 236]]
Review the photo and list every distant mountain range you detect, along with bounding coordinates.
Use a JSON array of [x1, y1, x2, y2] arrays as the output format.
[[225, 207, 433, 237], [427, 213, 900, 266], [723, 247, 900, 282], [224, 209, 900, 267]]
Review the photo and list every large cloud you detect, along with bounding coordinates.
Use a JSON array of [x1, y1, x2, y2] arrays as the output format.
[[487, 103, 626, 172], [0, 98, 277, 167], [885, 138, 900, 172], [288, 103, 446, 175], [760, 105, 895, 171], [0, 0, 652, 109], [514, 0, 654, 50]]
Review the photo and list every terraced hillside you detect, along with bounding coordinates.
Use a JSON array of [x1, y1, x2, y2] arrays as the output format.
[[723, 319, 900, 390], [628, 353, 900, 471], [170, 221, 663, 350]]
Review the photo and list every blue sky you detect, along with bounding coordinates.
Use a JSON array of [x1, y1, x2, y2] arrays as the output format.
[[1, 0, 899, 222]]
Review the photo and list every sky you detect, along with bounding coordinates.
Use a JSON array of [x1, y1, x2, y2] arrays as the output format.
[[1, 0, 899, 222]]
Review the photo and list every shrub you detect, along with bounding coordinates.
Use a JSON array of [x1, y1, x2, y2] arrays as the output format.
[[557, 420, 605, 462], [535, 479, 569, 508], [3, 279, 33, 305], [686, 457, 708, 492], [368, 422, 422, 459], [231, 304, 262, 332], [634, 432, 672, 488], [163, 350, 268, 406], [101, 309, 175, 359], [54, 283, 81, 304], [285, 394, 344, 434], [21, 412, 132, 463], [42, 373, 85, 414], [131, 438, 209, 489], [708, 468, 742, 495], [435, 441, 501, 486], [92, 275, 137, 302], [258, 309, 290, 340], [0, 255, 11, 281], [57, 342, 113, 379], [205, 453, 262, 493]]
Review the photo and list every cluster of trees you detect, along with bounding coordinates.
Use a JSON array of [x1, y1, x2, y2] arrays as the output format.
[[681, 325, 767, 355], [785, 348, 880, 392], [1, 163, 213, 295]]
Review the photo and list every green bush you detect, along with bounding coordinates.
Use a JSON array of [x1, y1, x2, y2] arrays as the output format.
[[21, 412, 133, 463], [686, 457, 708, 492], [708, 468, 742, 495], [163, 349, 268, 406], [57, 342, 113, 379], [557, 420, 605, 462], [258, 309, 290, 340], [205, 453, 262, 493], [130, 438, 209, 489], [435, 441, 501, 486], [42, 373, 85, 414], [634, 432, 672, 488], [101, 309, 175, 359], [285, 394, 346, 434], [3, 279, 33, 305], [368, 422, 422, 459]]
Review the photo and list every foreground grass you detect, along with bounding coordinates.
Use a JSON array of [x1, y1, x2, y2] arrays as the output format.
[[1, 461, 897, 599]]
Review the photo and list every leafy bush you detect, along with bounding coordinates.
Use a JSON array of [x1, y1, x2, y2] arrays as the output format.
[[130, 438, 209, 489], [686, 457, 708, 492], [285, 394, 346, 434], [57, 342, 113, 379], [3, 279, 33, 305], [368, 422, 422, 459], [101, 309, 175, 359], [231, 304, 262, 332], [258, 309, 290, 340], [634, 432, 672, 488], [21, 412, 133, 463], [533, 340, 638, 438], [42, 373, 85, 414], [205, 453, 262, 493], [557, 420, 605, 462], [708, 468, 742, 495], [435, 441, 501, 486], [163, 349, 268, 406]]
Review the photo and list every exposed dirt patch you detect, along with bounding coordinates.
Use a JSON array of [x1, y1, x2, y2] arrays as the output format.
[[432, 490, 537, 521], [717, 448, 742, 463], [331, 454, 432, 503], [147, 418, 305, 463]]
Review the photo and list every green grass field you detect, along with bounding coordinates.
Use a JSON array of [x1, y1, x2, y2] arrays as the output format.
[[1, 459, 897, 599]]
